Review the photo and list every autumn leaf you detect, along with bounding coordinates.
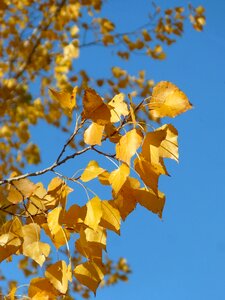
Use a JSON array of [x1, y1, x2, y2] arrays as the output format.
[[108, 93, 129, 122], [44, 177, 73, 209], [116, 129, 143, 165], [113, 177, 140, 220], [76, 233, 102, 262], [149, 81, 192, 118], [141, 129, 167, 164], [98, 170, 110, 185], [49, 86, 77, 112], [7, 177, 37, 204], [74, 261, 105, 293], [76, 226, 106, 261], [84, 197, 102, 230], [45, 207, 70, 249], [109, 163, 130, 195], [157, 124, 179, 161], [100, 200, 121, 234], [133, 188, 165, 218], [80, 160, 105, 182], [0, 218, 23, 262], [82, 88, 111, 125], [63, 204, 85, 232], [84, 122, 105, 146], [45, 260, 69, 294], [28, 277, 59, 299], [22, 223, 50, 266], [134, 156, 168, 195]]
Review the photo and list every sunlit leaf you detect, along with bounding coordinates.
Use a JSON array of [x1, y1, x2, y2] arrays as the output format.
[[74, 261, 105, 293], [109, 163, 130, 195], [108, 93, 129, 122], [100, 200, 121, 234], [84, 197, 102, 230], [149, 81, 192, 118], [134, 188, 165, 218], [116, 129, 143, 165], [28, 277, 59, 299], [49, 86, 77, 112], [80, 160, 105, 182], [82, 88, 111, 125], [84, 122, 104, 146], [45, 260, 69, 294], [22, 223, 50, 266]]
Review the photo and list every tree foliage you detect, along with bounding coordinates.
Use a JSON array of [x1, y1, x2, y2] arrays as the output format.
[[0, 0, 205, 298]]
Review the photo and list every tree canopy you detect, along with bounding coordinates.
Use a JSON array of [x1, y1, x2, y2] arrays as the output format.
[[0, 1, 205, 298]]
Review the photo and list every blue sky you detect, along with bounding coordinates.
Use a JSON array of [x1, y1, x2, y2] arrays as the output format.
[[2, 0, 225, 299]]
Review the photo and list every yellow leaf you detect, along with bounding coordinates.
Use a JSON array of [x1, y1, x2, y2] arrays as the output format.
[[82, 88, 111, 125], [142, 129, 167, 164], [0, 217, 23, 262], [98, 170, 110, 185], [76, 232, 102, 262], [157, 124, 178, 161], [46, 207, 70, 249], [116, 129, 143, 165], [108, 93, 129, 122], [134, 156, 167, 195], [84, 226, 107, 249], [63, 43, 79, 59], [45, 177, 73, 209], [149, 81, 192, 118], [109, 163, 130, 195], [49, 86, 77, 112], [100, 200, 121, 234], [7, 177, 37, 204], [45, 260, 69, 294], [80, 160, 105, 182], [113, 177, 140, 220], [84, 197, 102, 230], [84, 122, 104, 146], [22, 223, 50, 266], [104, 123, 121, 143], [28, 277, 59, 299], [133, 188, 165, 218], [74, 261, 105, 293], [63, 204, 85, 232]]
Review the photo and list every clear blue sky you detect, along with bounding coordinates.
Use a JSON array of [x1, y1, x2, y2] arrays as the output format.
[[3, 0, 225, 299]]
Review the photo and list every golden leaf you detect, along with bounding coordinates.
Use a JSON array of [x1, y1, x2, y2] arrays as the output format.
[[49, 86, 77, 112], [76, 230, 103, 262], [108, 93, 129, 123], [7, 177, 37, 204], [157, 124, 178, 161], [80, 160, 105, 182], [109, 163, 130, 195], [134, 156, 167, 195], [116, 129, 143, 165], [98, 170, 110, 185], [45, 260, 69, 294], [100, 200, 121, 234], [84, 122, 104, 146], [82, 88, 111, 125], [133, 188, 165, 218], [45, 207, 70, 249], [149, 81, 192, 118], [113, 177, 140, 220], [141, 129, 167, 164], [63, 204, 85, 232], [28, 277, 59, 299], [74, 261, 105, 293], [84, 197, 102, 230], [0, 217, 23, 262], [22, 223, 50, 266]]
